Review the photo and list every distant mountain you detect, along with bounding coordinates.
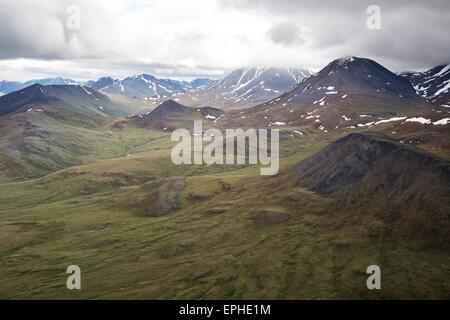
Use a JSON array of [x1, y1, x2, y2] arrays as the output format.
[[93, 74, 186, 99], [291, 132, 450, 245], [0, 84, 138, 119], [0, 84, 139, 179], [130, 99, 223, 131], [172, 67, 312, 109], [0, 80, 24, 95], [0, 77, 80, 95], [227, 57, 427, 131], [401, 63, 450, 108], [24, 77, 79, 86], [276, 56, 419, 106], [0, 74, 215, 104], [188, 78, 215, 90], [86, 77, 116, 91], [89, 75, 215, 100]]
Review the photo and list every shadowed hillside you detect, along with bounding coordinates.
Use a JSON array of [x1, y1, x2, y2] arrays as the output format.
[[130, 99, 223, 131], [291, 133, 450, 246]]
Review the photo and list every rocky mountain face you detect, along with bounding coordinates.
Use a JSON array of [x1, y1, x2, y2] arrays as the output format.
[[267, 56, 419, 107], [402, 64, 450, 108], [172, 67, 312, 109], [86, 77, 116, 91], [88, 75, 215, 100], [188, 78, 215, 89], [222, 57, 429, 132], [94, 74, 189, 99], [206, 67, 310, 99]]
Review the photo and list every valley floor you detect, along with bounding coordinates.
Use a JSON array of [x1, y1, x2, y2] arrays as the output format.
[[0, 129, 449, 299]]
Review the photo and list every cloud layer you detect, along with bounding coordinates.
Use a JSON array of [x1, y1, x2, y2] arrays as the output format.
[[0, 0, 449, 81]]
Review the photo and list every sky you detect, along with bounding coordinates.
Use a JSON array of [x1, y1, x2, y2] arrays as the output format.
[[0, 0, 449, 82]]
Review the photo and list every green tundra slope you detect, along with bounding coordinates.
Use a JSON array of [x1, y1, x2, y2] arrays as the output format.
[[0, 127, 449, 299]]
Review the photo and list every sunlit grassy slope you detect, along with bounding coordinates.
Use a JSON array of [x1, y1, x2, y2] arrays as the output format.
[[0, 125, 449, 300]]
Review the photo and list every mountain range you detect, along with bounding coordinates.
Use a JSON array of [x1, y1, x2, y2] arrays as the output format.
[[222, 56, 434, 132], [0, 67, 312, 109], [1, 56, 448, 180], [170, 67, 312, 109], [3, 61, 449, 114], [0, 77, 80, 95], [84, 67, 312, 109], [87, 75, 214, 100]]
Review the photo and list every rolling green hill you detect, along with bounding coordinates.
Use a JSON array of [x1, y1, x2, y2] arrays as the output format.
[[0, 123, 449, 299], [0, 85, 144, 180]]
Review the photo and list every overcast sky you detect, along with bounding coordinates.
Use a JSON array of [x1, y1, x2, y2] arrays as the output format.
[[0, 0, 449, 81]]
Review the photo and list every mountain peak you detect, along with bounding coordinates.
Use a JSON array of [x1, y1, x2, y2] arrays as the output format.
[[125, 74, 157, 81], [327, 56, 379, 71], [151, 99, 189, 115], [29, 83, 44, 88], [266, 56, 420, 108], [98, 76, 114, 81], [337, 55, 357, 64], [159, 98, 180, 106], [141, 74, 157, 80]]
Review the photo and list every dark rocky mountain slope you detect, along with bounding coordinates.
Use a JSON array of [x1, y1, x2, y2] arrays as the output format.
[[130, 99, 223, 131], [402, 63, 450, 108], [291, 132, 450, 246]]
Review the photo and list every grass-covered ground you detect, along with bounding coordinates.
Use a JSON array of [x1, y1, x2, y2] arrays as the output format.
[[0, 125, 449, 299]]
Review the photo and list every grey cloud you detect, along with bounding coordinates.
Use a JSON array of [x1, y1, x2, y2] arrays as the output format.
[[0, 1, 66, 59], [1, 0, 449, 80], [0, 0, 121, 60], [267, 22, 305, 47], [352, 6, 450, 70], [221, 0, 450, 13], [221, 0, 450, 69]]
